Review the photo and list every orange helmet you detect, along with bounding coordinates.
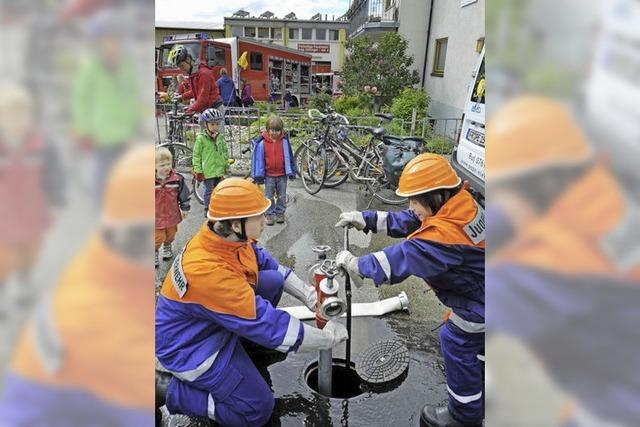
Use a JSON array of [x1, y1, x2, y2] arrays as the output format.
[[486, 96, 592, 181], [396, 153, 461, 197], [103, 145, 155, 225], [207, 178, 271, 221]]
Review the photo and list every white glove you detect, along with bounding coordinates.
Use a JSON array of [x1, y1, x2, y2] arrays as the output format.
[[296, 320, 348, 352], [335, 250, 364, 288], [172, 93, 182, 102], [335, 211, 366, 231], [284, 272, 317, 311]]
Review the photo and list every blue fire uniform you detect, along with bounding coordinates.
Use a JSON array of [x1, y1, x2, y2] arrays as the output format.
[[359, 190, 485, 425], [156, 223, 304, 426]]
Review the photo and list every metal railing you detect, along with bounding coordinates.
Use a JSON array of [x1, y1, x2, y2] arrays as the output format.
[[347, 0, 399, 36], [155, 104, 462, 163]]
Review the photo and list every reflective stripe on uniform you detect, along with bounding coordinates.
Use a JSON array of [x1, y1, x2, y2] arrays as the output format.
[[477, 354, 485, 362], [277, 264, 288, 278], [372, 251, 391, 282], [449, 311, 485, 334], [447, 385, 483, 404], [166, 350, 220, 382], [207, 393, 216, 420], [275, 315, 301, 352], [376, 211, 388, 235]]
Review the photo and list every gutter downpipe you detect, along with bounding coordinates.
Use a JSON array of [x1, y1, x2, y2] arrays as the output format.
[[421, 0, 435, 88]]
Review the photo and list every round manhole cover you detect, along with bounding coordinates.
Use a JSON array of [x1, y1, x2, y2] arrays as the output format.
[[356, 340, 409, 385]]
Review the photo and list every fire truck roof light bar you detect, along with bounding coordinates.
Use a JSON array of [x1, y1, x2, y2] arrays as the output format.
[[163, 33, 209, 42]]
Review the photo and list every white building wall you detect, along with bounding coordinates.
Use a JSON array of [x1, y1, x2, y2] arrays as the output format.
[[397, 0, 429, 80], [423, 0, 484, 118]]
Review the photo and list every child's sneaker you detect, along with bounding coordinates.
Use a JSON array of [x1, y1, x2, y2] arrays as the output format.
[[162, 243, 174, 260], [155, 251, 159, 268], [276, 214, 285, 224], [266, 215, 275, 226]]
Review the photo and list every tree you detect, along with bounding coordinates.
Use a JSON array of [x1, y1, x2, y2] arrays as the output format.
[[340, 33, 419, 106]]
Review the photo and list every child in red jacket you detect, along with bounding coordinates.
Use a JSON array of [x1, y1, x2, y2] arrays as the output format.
[[155, 147, 191, 267]]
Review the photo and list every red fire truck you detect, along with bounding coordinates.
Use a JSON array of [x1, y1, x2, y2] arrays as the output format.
[[157, 33, 313, 106]]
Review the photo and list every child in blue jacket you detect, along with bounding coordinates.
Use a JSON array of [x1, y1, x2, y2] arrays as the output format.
[[250, 115, 296, 225]]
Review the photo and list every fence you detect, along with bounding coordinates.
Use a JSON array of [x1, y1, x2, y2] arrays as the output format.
[[155, 103, 462, 161]]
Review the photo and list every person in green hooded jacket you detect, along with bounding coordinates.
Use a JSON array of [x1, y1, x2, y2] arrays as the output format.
[[192, 108, 229, 216]]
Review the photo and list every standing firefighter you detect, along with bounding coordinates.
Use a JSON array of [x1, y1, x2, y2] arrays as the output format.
[[156, 178, 348, 426], [335, 153, 485, 427]]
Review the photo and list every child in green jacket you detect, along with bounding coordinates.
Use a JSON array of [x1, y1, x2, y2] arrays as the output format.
[[193, 108, 228, 216]]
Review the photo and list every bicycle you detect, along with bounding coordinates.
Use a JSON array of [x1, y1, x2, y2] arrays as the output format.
[[299, 108, 419, 205]]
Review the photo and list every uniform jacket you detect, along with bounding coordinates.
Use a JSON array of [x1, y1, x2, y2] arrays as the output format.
[[156, 223, 303, 386], [360, 190, 485, 325]]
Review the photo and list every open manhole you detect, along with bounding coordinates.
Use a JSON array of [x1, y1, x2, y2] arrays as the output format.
[[356, 340, 409, 388], [304, 359, 364, 399]]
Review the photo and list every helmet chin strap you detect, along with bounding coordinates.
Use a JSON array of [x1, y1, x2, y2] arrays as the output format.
[[205, 129, 219, 139]]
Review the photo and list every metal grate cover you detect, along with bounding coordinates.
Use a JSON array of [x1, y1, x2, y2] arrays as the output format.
[[356, 340, 409, 384]]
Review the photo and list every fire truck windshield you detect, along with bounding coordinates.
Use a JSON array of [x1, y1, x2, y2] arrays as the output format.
[[158, 42, 200, 68]]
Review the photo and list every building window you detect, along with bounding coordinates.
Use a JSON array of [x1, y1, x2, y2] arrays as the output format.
[[316, 28, 326, 40], [289, 28, 298, 39], [301, 28, 312, 40], [244, 27, 256, 37], [250, 52, 263, 71], [329, 29, 339, 41], [258, 27, 269, 38], [272, 27, 282, 39], [432, 38, 447, 77], [476, 37, 485, 53], [205, 45, 226, 68], [231, 26, 243, 37]]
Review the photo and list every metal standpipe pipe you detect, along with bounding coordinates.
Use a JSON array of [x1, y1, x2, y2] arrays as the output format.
[[315, 261, 347, 397], [343, 226, 353, 367]]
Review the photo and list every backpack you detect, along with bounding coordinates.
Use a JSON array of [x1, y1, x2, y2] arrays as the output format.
[[380, 136, 424, 188]]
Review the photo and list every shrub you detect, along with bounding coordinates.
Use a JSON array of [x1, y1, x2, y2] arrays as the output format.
[[333, 95, 363, 114], [390, 88, 429, 122], [424, 136, 453, 155], [308, 92, 332, 111]]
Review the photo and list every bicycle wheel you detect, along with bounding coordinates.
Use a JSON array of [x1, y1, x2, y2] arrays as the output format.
[[323, 146, 351, 188], [362, 153, 408, 205], [192, 177, 205, 205], [299, 141, 327, 195], [294, 143, 304, 178]]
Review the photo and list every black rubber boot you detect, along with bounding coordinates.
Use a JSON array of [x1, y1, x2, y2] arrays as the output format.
[[420, 405, 479, 427]]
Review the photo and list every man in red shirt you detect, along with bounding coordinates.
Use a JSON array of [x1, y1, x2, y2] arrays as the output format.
[[168, 45, 222, 114]]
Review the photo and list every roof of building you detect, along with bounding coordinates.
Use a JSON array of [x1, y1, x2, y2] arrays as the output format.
[[156, 20, 224, 30]]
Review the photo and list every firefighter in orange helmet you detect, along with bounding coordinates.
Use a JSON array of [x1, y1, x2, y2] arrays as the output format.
[[336, 153, 485, 426], [156, 178, 348, 426]]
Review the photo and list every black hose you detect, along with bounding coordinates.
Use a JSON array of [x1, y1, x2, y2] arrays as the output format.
[[344, 226, 352, 367]]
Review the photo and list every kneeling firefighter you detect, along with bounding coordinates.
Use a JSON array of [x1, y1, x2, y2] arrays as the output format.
[[335, 153, 485, 427], [155, 178, 348, 426]]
